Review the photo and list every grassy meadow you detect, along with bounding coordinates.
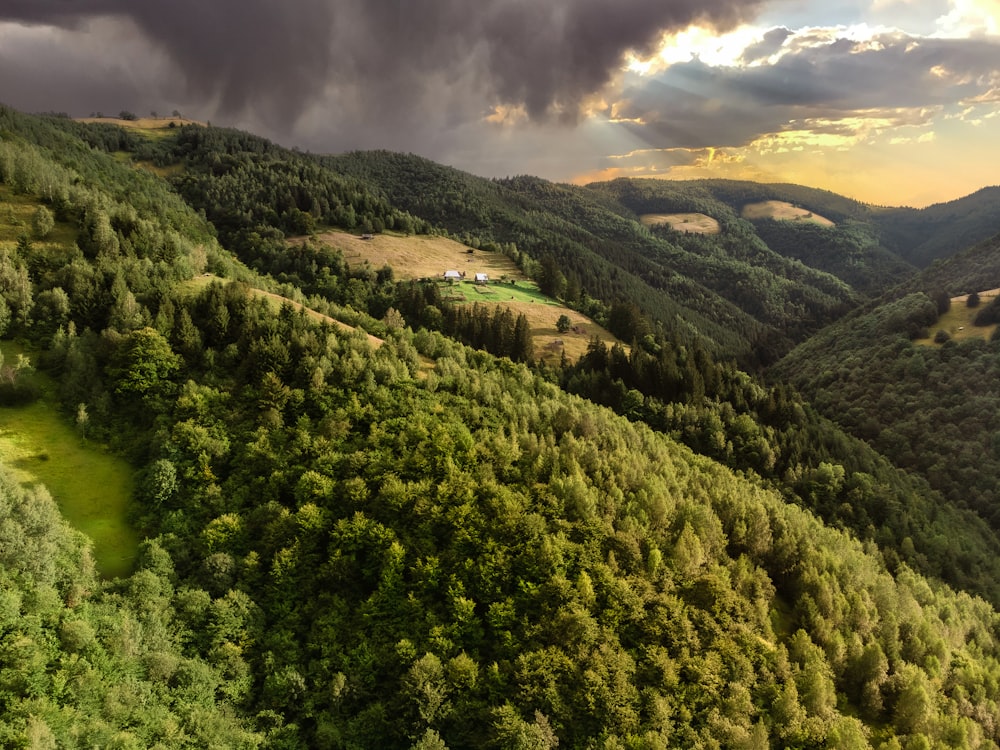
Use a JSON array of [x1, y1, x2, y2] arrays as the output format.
[[321, 230, 525, 281], [741, 200, 835, 227], [0, 188, 78, 248], [0, 350, 138, 579], [76, 115, 204, 139]]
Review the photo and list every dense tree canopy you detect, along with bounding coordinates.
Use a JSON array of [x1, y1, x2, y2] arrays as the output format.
[[2, 105, 1000, 748]]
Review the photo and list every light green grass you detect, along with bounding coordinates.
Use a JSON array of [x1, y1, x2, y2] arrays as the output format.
[[914, 291, 999, 346], [440, 279, 559, 306], [0, 347, 138, 578]]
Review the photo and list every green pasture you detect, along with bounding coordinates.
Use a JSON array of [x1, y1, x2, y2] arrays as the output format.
[[914, 292, 999, 346], [439, 279, 559, 306], [0, 346, 138, 578]]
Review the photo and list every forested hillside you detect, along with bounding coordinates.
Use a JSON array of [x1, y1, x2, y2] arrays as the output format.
[[587, 178, 915, 297], [3, 106, 1000, 748], [328, 151, 859, 364], [873, 186, 1000, 268], [772, 235, 1000, 537]]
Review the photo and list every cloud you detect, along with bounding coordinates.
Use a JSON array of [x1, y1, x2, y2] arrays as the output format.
[[609, 30, 1000, 152], [935, 0, 1000, 36], [0, 19, 182, 117], [740, 26, 792, 62], [0, 0, 770, 128]]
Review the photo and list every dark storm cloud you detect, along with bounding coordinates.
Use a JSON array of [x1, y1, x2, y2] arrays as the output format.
[[740, 26, 791, 63], [614, 33, 1000, 149], [0, 0, 767, 124], [0, 0, 334, 118]]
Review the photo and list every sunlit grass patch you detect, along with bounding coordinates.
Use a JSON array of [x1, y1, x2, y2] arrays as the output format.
[[0, 188, 78, 248], [742, 200, 835, 227], [914, 289, 1000, 346], [0, 345, 138, 578], [640, 212, 721, 235]]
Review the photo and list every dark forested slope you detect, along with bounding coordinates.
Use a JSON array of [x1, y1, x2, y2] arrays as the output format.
[[874, 186, 1000, 267], [588, 177, 916, 297]]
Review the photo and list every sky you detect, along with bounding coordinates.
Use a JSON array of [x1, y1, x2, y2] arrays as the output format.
[[0, 0, 998, 207]]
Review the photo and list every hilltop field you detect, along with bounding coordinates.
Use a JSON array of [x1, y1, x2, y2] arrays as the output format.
[[742, 200, 835, 226], [77, 115, 204, 135], [315, 230, 623, 363], [639, 212, 721, 234]]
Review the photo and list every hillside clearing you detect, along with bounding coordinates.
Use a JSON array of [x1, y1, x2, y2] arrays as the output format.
[[0, 346, 137, 578], [0, 188, 77, 248], [314, 230, 624, 361], [742, 200, 835, 227], [639, 212, 721, 235], [76, 115, 205, 139], [317, 230, 526, 282], [915, 289, 1000, 345]]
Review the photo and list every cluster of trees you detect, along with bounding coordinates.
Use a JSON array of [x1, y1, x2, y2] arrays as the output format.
[[393, 281, 533, 363], [4, 106, 1000, 747], [973, 294, 1000, 326]]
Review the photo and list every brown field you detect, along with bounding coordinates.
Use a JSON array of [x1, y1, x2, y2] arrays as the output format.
[[915, 289, 1000, 346], [741, 200, 835, 227], [503, 301, 613, 364], [76, 116, 205, 141], [312, 231, 623, 362], [639, 213, 721, 235], [316, 230, 527, 281]]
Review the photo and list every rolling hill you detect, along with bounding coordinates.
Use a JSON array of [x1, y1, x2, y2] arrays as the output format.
[[873, 185, 1000, 267], [3, 104, 1000, 747]]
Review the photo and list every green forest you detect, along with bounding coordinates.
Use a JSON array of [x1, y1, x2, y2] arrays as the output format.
[[2, 105, 1000, 748]]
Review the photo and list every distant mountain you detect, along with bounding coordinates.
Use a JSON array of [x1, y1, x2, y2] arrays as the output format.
[[872, 185, 1000, 267], [588, 178, 916, 297]]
